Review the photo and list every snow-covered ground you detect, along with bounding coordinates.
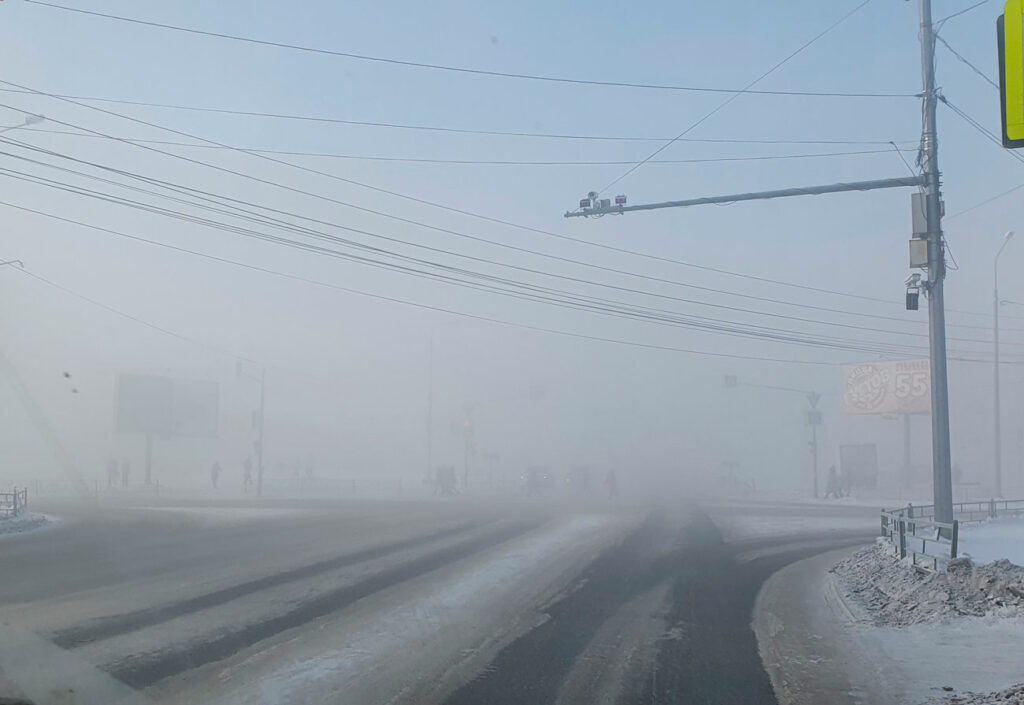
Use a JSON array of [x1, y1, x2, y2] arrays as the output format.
[[959, 518, 1024, 566], [139, 505, 307, 526], [714, 514, 878, 541], [755, 546, 1024, 705], [150, 513, 632, 705], [0, 512, 57, 540], [831, 542, 1024, 625]]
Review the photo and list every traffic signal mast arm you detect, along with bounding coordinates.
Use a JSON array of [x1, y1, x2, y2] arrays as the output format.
[[565, 175, 926, 218]]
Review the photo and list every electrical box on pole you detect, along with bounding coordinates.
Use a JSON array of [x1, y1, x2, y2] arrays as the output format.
[[999, 1, 1024, 148]]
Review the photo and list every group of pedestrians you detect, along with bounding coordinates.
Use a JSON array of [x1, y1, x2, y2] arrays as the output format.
[[106, 456, 131, 488], [210, 456, 256, 492]]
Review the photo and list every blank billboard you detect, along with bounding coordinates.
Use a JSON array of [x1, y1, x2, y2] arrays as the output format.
[[116, 374, 219, 437]]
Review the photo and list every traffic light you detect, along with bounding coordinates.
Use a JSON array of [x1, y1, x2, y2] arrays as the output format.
[[999, 1, 1024, 147]]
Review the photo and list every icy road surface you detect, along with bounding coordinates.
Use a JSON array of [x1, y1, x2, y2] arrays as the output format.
[[0, 495, 876, 705]]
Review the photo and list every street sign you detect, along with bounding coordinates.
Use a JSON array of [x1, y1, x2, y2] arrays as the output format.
[[999, 3, 1024, 148]]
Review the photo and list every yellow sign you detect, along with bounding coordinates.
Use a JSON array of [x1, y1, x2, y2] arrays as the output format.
[[1000, 1, 1024, 147]]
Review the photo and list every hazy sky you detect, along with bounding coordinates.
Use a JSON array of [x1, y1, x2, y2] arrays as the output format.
[[0, 0, 1021, 494]]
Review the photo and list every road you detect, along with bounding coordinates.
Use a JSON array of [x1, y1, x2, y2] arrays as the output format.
[[0, 494, 878, 704]]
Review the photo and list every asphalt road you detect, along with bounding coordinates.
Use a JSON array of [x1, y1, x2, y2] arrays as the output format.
[[0, 495, 878, 705]]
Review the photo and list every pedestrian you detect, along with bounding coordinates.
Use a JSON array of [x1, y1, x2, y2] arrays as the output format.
[[210, 461, 221, 489], [825, 465, 841, 499], [106, 456, 118, 487], [120, 457, 130, 488], [605, 469, 618, 500], [243, 456, 253, 493]]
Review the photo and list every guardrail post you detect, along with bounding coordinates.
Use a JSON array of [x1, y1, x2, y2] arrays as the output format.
[[881, 510, 887, 537], [12, 487, 18, 515], [898, 517, 907, 559], [990, 498, 997, 519], [951, 519, 959, 559], [908, 503, 916, 535]]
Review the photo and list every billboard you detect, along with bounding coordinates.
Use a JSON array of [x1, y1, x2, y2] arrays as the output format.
[[842, 360, 931, 415], [116, 374, 219, 437]]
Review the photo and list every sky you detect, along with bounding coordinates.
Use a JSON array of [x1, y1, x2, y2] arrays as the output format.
[[0, 0, 1021, 496]]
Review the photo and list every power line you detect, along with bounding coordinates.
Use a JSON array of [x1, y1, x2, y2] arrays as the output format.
[[935, 34, 998, 89], [17, 128, 900, 166], [11, 267, 259, 364], [0, 199, 858, 367], [0, 88, 918, 146], [24, 1, 919, 99], [935, 0, 989, 27], [947, 181, 1024, 219], [0, 156, 976, 358], [2, 81, 1012, 324], [597, 0, 875, 195], [9, 132, 1020, 341]]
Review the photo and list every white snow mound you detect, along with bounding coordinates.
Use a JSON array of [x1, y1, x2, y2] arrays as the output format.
[[830, 542, 1024, 625]]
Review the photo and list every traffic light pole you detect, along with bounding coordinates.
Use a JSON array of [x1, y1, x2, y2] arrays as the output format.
[[919, 0, 954, 530], [566, 0, 954, 528]]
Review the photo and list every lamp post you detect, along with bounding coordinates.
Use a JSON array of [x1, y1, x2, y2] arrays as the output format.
[[994, 231, 1014, 498]]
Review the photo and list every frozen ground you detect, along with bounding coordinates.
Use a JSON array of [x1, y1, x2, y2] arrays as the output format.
[[0, 511, 56, 540], [716, 514, 879, 540], [150, 514, 631, 705], [924, 682, 1024, 704], [959, 518, 1024, 566], [755, 546, 1024, 705], [832, 542, 1024, 625]]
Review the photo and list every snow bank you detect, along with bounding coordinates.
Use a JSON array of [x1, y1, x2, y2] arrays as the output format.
[[831, 542, 1024, 625], [926, 682, 1024, 704], [0, 512, 55, 540], [959, 517, 1024, 566]]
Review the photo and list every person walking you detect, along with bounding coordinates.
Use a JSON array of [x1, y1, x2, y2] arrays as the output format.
[[825, 465, 841, 499], [210, 461, 221, 489], [605, 469, 619, 500], [243, 456, 253, 493]]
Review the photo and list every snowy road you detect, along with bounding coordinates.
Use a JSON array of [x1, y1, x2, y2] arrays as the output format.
[[0, 496, 877, 704]]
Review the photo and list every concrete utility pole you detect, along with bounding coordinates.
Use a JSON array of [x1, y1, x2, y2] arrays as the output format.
[[918, 0, 954, 529], [994, 231, 1014, 497], [567, 0, 955, 527], [256, 365, 266, 497]]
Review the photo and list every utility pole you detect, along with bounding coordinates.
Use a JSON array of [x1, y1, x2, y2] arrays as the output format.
[[256, 365, 265, 497], [994, 231, 1013, 498], [565, 0, 953, 526], [919, 0, 954, 529], [808, 391, 821, 499], [427, 330, 434, 484]]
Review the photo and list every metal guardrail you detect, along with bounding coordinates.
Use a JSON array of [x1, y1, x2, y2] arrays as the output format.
[[881, 498, 1024, 571], [0, 487, 28, 518]]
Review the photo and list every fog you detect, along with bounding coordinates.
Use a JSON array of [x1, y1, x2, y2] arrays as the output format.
[[0, 0, 1022, 502]]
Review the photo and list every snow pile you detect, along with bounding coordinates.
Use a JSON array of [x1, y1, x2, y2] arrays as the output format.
[[927, 682, 1024, 704], [830, 542, 1024, 625], [0, 512, 51, 538], [959, 518, 1024, 566]]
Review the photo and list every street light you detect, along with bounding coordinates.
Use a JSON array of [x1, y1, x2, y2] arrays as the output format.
[[236, 359, 266, 497], [994, 230, 1014, 498]]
